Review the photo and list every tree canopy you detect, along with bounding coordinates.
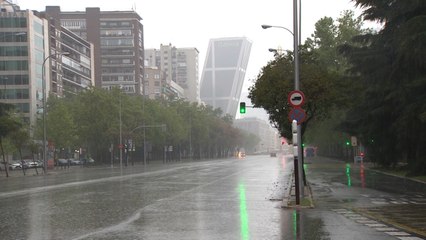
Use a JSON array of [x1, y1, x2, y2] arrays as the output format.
[[22, 88, 259, 164], [340, 0, 426, 174], [249, 10, 363, 141]]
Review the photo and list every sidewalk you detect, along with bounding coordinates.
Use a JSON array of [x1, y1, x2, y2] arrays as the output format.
[[286, 156, 426, 239]]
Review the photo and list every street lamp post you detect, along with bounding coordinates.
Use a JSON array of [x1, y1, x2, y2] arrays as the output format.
[[128, 124, 167, 165], [42, 52, 69, 173], [119, 86, 123, 170], [261, 0, 303, 202]]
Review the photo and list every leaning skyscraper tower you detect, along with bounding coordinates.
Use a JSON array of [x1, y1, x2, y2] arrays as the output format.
[[200, 37, 252, 118]]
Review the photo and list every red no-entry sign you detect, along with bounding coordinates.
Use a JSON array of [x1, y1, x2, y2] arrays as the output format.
[[288, 90, 305, 107]]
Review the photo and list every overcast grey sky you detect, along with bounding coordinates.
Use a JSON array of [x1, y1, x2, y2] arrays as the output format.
[[16, 0, 364, 120]]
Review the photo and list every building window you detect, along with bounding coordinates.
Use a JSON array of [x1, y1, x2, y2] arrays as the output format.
[[0, 60, 28, 71]]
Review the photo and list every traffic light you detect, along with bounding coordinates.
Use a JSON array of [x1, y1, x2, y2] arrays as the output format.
[[239, 102, 246, 114]]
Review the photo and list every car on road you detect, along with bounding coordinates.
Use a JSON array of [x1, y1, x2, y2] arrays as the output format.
[[24, 160, 42, 168], [9, 161, 23, 170], [70, 159, 82, 165], [305, 147, 316, 157], [57, 159, 69, 166], [81, 157, 95, 166]]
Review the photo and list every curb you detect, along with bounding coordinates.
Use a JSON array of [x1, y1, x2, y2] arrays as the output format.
[[282, 171, 315, 209]]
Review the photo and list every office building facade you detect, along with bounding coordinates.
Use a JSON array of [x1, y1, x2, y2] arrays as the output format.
[[0, 1, 94, 126], [42, 6, 144, 95], [200, 37, 252, 118], [145, 44, 199, 102]]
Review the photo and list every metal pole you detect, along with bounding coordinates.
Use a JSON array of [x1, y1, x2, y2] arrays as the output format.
[[119, 89, 122, 170], [293, 0, 304, 198], [42, 54, 57, 173], [110, 143, 113, 168], [143, 125, 146, 165], [42, 52, 69, 173], [42, 57, 48, 173], [189, 115, 192, 160]]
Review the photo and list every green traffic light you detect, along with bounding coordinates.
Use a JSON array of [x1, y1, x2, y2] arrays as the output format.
[[240, 102, 246, 114], [346, 141, 350, 146]]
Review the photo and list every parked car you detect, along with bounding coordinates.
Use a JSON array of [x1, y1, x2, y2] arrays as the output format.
[[81, 157, 95, 165], [24, 160, 42, 168], [70, 159, 82, 165], [9, 161, 23, 170], [57, 159, 69, 166]]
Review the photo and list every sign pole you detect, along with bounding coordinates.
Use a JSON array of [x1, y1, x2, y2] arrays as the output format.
[[293, 0, 304, 199], [292, 120, 300, 205]]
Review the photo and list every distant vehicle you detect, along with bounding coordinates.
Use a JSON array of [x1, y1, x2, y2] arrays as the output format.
[[57, 159, 69, 166], [70, 159, 82, 165], [28, 161, 42, 168], [82, 157, 95, 165], [9, 161, 22, 170], [21, 160, 40, 168], [237, 152, 246, 158], [305, 147, 316, 157], [270, 152, 277, 157]]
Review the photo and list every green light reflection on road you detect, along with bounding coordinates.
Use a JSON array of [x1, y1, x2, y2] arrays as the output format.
[[346, 163, 352, 187], [293, 209, 298, 239], [239, 183, 249, 240]]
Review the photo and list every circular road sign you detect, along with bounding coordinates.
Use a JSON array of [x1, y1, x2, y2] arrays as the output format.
[[288, 107, 306, 125], [288, 90, 305, 107]]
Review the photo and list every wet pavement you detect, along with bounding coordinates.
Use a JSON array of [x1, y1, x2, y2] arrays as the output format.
[[302, 156, 426, 240], [1, 155, 296, 240], [0, 154, 424, 240]]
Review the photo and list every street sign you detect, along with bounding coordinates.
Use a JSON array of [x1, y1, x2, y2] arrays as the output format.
[[288, 90, 305, 107], [288, 108, 306, 125], [351, 136, 357, 146]]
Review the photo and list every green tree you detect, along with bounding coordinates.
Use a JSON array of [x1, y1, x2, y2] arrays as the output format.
[[248, 48, 338, 140], [340, 0, 426, 173], [71, 88, 118, 162], [301, 10, 366, 155], [8, 124, 31, 175], [46, 96, 78, 158], [0, 103, 21, 177]]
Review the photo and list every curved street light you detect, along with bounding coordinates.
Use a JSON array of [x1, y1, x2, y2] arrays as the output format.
[[42, 51, 69, 173], [261, 0, 303, 202], [261, 24, 299, 89], [261, 24, 294, 36]]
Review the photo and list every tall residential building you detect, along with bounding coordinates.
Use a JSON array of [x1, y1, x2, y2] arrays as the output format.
[[0, 1, 94, 126], [42, 6, 144, 95], [144, 66, 164, 99], [144, 66, 184, 100], [145, 44, 199, 103], [47, 20, 94, 97], [200, 37, 252, 118]]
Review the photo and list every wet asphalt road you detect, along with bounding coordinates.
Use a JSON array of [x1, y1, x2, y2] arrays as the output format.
[[0, 154, 422, 240], [1, 155, 293, 240]]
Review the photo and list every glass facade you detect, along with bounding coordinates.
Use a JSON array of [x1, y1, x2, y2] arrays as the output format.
[[0, 17, 27, 28], [200, 37, 252, 118]]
